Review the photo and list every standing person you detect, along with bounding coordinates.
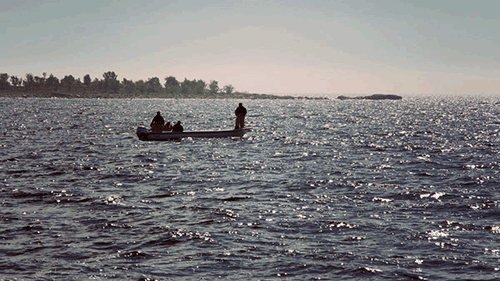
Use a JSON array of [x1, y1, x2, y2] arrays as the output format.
[[150, 111, 165, 132], [172, 121, 183, 132], [234, 103, 247, 129]]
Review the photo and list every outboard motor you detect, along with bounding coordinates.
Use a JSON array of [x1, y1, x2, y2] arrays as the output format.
[[136, 127, 148, 141]]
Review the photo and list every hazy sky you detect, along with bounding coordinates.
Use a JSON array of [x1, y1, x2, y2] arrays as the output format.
[[2, 0, 499, 95]]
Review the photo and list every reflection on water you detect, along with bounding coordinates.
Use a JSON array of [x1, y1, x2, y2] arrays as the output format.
[[1, 96, 500, 280]]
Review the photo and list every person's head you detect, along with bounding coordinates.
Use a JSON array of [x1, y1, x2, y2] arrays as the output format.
[[177, 121, 181, 124], [239, 103, 242, 106], [157, 111, 161, 115]]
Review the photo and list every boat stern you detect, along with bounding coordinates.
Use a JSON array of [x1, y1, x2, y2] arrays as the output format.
[[136, 127, 149, 141]]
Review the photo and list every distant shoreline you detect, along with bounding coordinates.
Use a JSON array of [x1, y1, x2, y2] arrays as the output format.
[[0, 90, 328, 100], [337, 94, 403, 100]]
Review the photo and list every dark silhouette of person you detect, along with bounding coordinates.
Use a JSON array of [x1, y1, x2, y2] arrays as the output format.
[[151, 111, 165, 132], [163, 121, 172, 131], [234, 103, 247, 129], [172, 121, 183, 132]]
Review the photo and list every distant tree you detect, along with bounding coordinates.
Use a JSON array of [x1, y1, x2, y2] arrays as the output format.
[[223, 84, 234, 95], [91, 78, 102, 92], [83, 74, 91, 89], [103, 71, 119, 93], [34, 76, 44, 89], [193, 79, 207, 96], [164, 76, 180, 95], [42, 72, 47, 87], [46, 74, 59, 91], [61, 75, 76, 91], [208, 80, 219, 95], [0, 73, 10, 89], [147, 77, 163, 93], [24, 73, 35, 89], [135, 80, 147, 94], [75, 78, 83, 89], [180, 78, 193, 96], [178, 78, 207, 96], [122, 78, 135, 95], [10, 75, 21, 88]]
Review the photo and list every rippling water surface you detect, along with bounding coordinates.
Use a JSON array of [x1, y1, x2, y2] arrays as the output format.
[[1, 96, 500, 280]]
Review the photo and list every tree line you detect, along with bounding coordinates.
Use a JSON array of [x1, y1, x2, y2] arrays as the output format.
[[0, 71, 239, 98]]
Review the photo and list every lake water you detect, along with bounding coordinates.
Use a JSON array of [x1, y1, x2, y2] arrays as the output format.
[[1, 96, 500, 280]]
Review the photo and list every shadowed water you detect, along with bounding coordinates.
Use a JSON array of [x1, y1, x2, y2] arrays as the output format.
[[1, 96, 500, 280]]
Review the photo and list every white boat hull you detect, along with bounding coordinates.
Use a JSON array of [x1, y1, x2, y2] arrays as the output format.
[[136, 126, 251, 141]]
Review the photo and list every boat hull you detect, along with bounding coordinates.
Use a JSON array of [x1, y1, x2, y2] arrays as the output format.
[[136, 127, 251, 141]]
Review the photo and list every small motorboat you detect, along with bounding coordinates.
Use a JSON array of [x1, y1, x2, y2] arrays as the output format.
[[136, 126, 251, 141]]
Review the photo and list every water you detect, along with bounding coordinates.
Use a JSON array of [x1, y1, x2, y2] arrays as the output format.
[[1, 96, 500, 280]]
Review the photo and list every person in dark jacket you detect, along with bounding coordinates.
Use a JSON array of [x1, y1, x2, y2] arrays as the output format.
[[172, 121, 183, 132], [234, 103, 247, 129], [163, 121, 172, 131], [151, 111, 165, 132]]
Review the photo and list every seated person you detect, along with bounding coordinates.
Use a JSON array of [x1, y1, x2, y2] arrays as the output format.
[[172, 121, 183, 132], [163, 122, 172, 131]]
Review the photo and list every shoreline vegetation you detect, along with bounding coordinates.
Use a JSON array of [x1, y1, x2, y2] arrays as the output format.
[[0, 71, 325, 99]]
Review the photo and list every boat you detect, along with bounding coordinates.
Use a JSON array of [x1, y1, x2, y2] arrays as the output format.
[[136, 126, 251, 141]]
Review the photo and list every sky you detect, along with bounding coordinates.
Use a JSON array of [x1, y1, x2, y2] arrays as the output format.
[[1, 0, 500, 96]]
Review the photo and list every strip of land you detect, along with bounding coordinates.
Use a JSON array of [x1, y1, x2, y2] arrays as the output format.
[[0, 89, 303, 99], [337, 94, 402, 100]]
